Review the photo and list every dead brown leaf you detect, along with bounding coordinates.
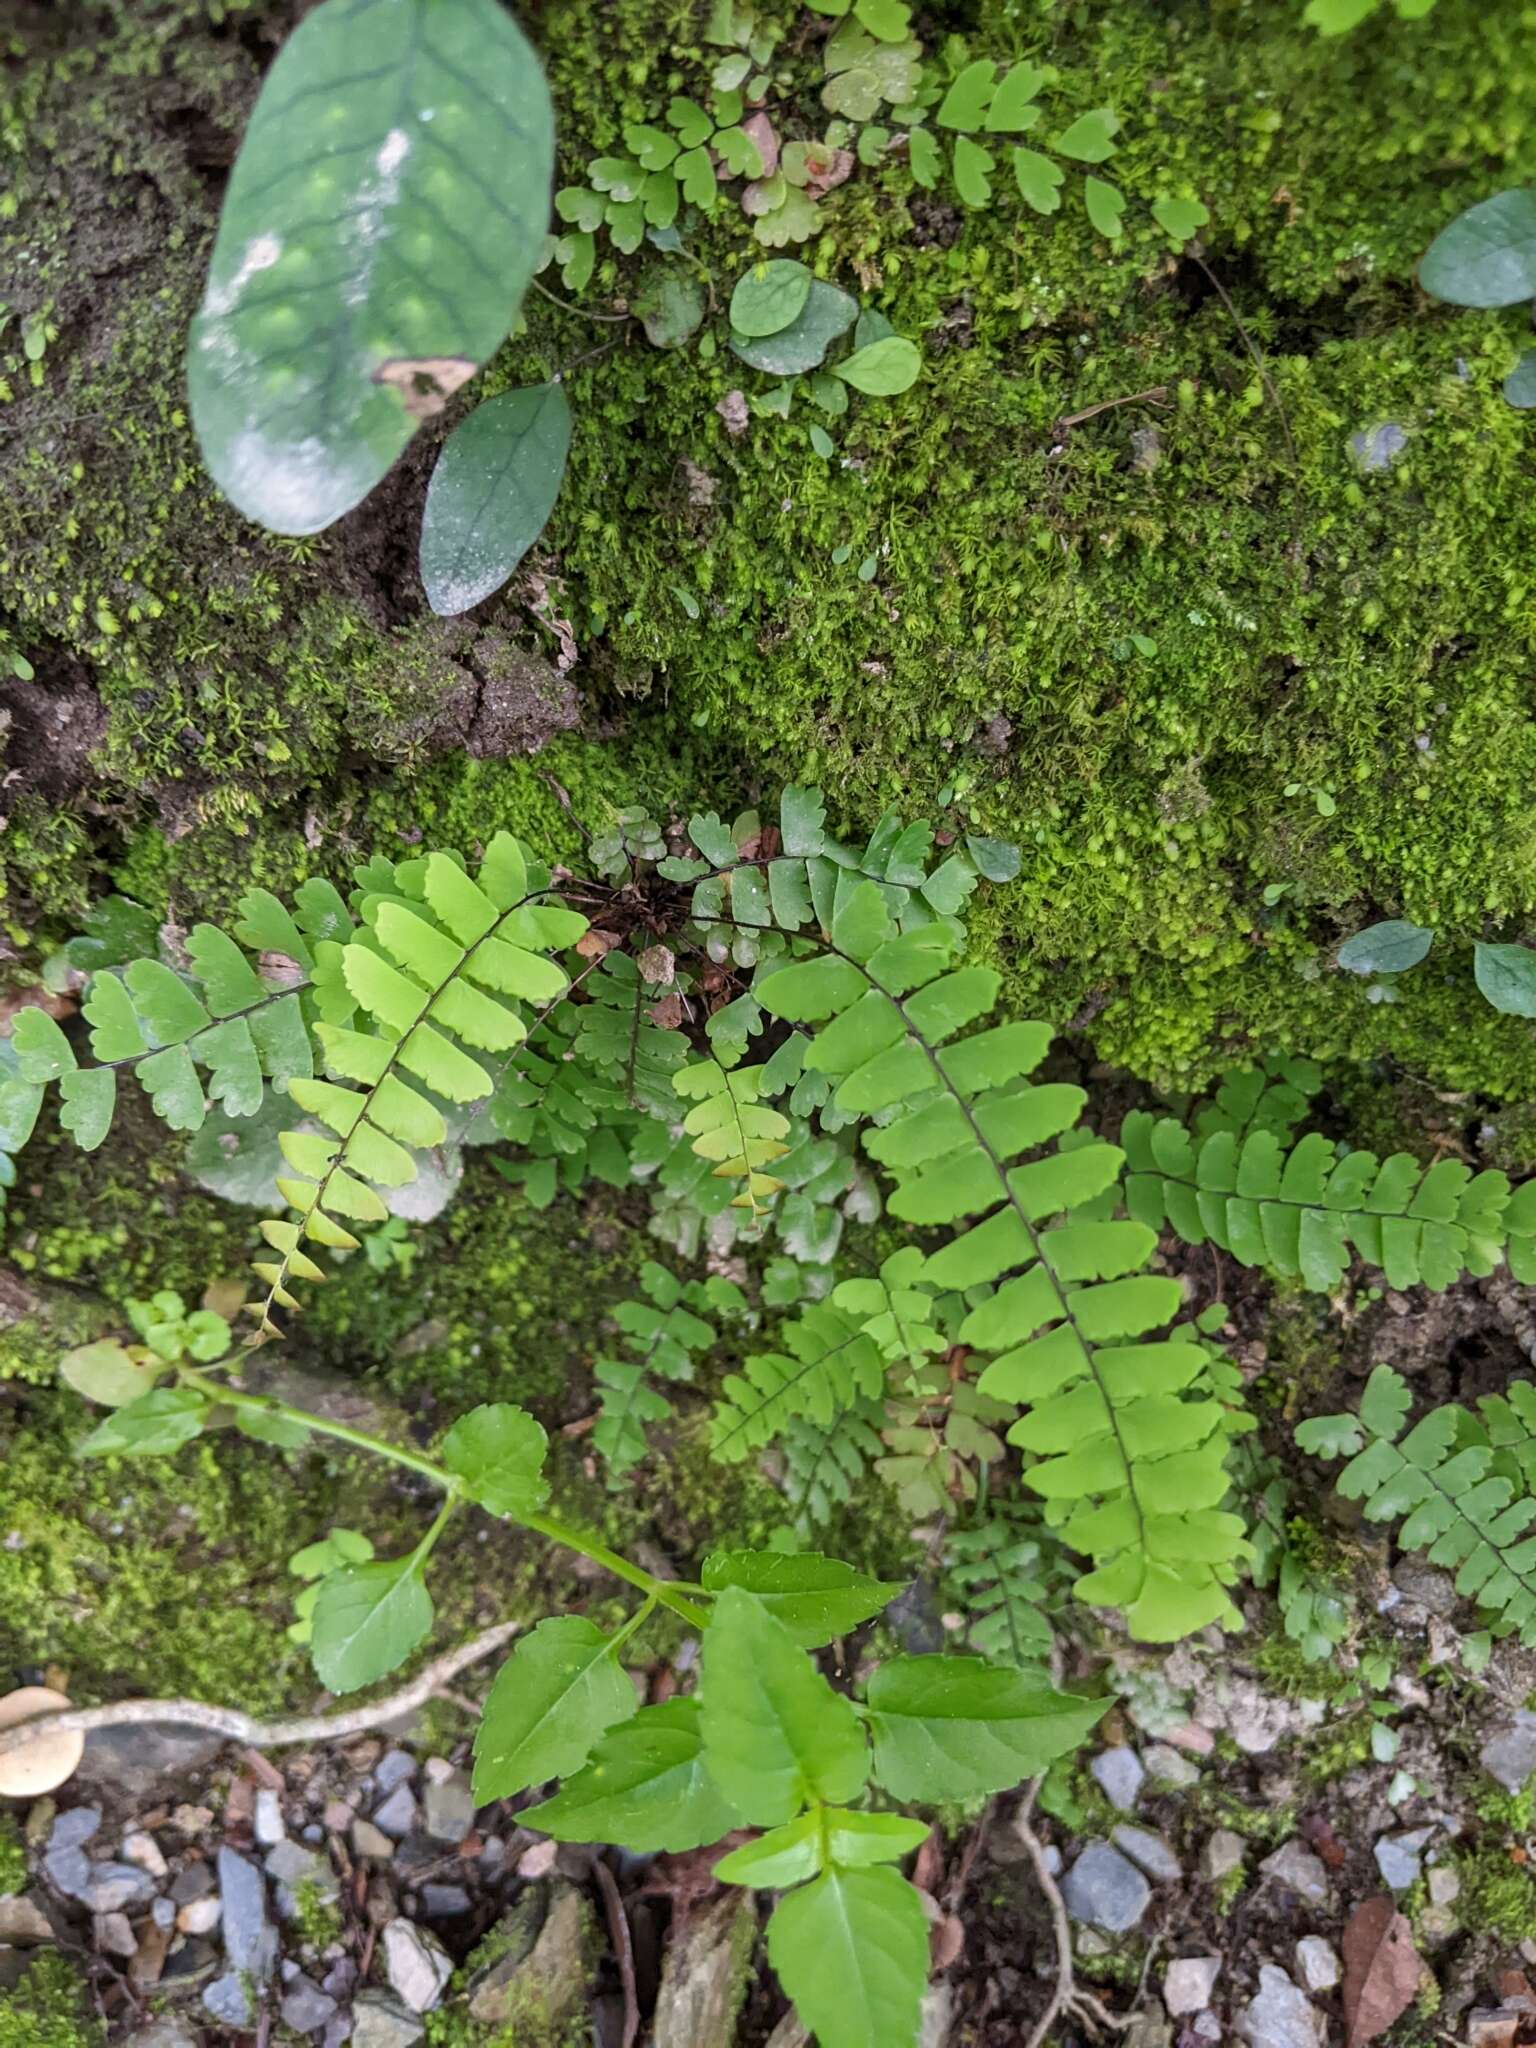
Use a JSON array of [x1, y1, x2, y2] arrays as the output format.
[[373, 355, 476, 420], [574, 928, 622, 959], [1341, 1895, 1423, 2048]]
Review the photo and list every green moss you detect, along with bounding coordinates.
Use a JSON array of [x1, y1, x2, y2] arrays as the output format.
[[1451, 1838, 1536, 1945], [289, 1877, 344, 1950], [0, 1953, 102, 2048], [0, 1813, 27, 1896]]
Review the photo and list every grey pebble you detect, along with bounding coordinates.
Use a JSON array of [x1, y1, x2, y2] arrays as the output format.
[[1089, 1747, 1145, 1813], [372, 1785, 420, 1839], [281, 1977, 340, 2034], [1111, 1825, 1183, 1882], [1062, 1841, 1151, 1933]]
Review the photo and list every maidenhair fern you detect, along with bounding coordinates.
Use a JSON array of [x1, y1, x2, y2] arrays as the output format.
[[942, 1510, 1056, 1669], [751, 887, 1249, 1642], [1122, 1111, 1536, 1293], [1298, 1368, 1536, 1643], [593, 1264, 747, 1477], [21, 780, 1536, 1667]]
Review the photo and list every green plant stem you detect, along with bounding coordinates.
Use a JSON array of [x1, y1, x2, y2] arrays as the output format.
[[179, 1367, 709, 1627], [523, 1511, 708, 1627]]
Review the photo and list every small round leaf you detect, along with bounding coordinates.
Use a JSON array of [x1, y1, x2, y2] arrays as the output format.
[[729, 259, 813, 338], [1475, 941, 1536, 1017], [834, 336, 920, 395], [59, 1340, 161, 1409]]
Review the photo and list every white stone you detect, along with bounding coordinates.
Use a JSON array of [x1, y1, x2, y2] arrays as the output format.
[[1294, 1937, 1340, 1992], [177, 1896, 222, 1936], [121, 1830, 169, 1878], [1165, 1958, 1222, 2015], [254, 1788, 286, 1846], [383, 1919, 453, 2013]]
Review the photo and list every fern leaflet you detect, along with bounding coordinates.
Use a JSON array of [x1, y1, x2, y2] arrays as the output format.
[[1298, 1367, 1536, 1643]]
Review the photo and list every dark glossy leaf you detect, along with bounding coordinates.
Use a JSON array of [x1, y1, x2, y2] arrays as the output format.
[[1336, 920, 1434, 976], [1421, 189, 1536, 307], [420, 384, 572, 616], [729, 280, 857, 374], [188, 0, 555, 534], [1475, 941, 1536, 1017]]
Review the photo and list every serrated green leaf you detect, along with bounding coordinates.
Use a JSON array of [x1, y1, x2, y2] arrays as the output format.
[[473, 1615, 638, 1800], [701, 1551, 901, 1647], [716, 1808, 824, 1887], [80, 1386, 208, 1458], [767, 1866, 927, 2048], [699, 1585, 868, 1823], [309, 1557, 434, 1694], [188, 0, 555, 534], [440, 1402, 550, 1517], [866, 1656, 1102, 1800], [523, 1699, 742, 1853]]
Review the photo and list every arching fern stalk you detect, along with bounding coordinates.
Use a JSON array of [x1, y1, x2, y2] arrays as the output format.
[[748, 883, 1249, 1642]]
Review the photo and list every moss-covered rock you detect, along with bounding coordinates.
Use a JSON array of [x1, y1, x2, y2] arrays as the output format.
[[6, 0, 1536, 1709]]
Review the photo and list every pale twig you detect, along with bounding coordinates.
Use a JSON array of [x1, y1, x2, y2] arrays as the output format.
[[1016, 1784, 1134, 2048], [0, 1620, 521, 1762], [593, 1856, 639, 2048]]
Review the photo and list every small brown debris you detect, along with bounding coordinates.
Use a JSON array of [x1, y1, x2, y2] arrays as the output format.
[[1341, 1895, 1423, 2048], [373, 356, 476, 420]]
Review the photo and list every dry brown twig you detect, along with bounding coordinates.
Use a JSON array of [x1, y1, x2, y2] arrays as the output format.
[[0, 1620, 522, 1764]]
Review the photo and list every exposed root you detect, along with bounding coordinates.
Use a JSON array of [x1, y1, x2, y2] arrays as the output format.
[[1016, 1783, 1135, 2048], [0, 1620, 521, 1763]]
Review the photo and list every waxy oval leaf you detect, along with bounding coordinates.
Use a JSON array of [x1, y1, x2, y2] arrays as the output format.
[[1421, 189, 1536, 308], [188, 0, 555, 534], [419, 384, 572, 615]]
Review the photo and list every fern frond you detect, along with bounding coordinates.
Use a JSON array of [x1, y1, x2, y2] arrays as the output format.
[[756, 880, 1248, 1643], [1193, 1057, 1324, 1145], [591, 1262, 746, 1478], [673, 1055, 790, 1224], [10, 929, 313, 1154], [1122, 1113, 1530, 1293], [711, 1298, 886, 1460], [943, 1510, 1056, 1668], [1298, 1366, 1536, 1644], [876, 1370, 1010, 1518], [256, 836, 587, 1330], [781, 1399, 885, 1535]]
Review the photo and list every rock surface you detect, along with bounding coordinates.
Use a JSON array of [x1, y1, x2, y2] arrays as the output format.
[[1062, 1842, 1151, 1933], [1165, 1957, 1222, 2015], [1236, 1966, 1325, 2048], [651, 1890, 756, 2048]]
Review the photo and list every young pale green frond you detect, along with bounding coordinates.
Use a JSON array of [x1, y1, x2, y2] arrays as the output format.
[[943, 1510, 1055, 1668], [756, 883, 1246, 1644], [673, 1056, 791, 1222], [1298, 1366, 1536, 1644], [781, 1400, 885, 1536], [254, 835, 586, 1332], [1122, 1112, 1521, 1294], [11, 918, 312, 1154]]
